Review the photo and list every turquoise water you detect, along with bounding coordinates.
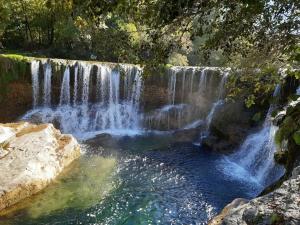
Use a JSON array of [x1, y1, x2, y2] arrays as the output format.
[[0, 134, 260, 225]]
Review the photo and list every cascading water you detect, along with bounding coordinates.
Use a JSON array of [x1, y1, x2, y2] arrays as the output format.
[[146, 67, 192, 130], [189, 68, 195, 94], [43, 62, 52, 106], [27, 60, 230, 135], [297, 86, 300, 95], [217, 71, 229, 100], [195, 70, 229, 145], [230, 124, 284, 186], [221, 85, 285, 188], [24, 61, 143, 139], [206, 71, 229, 128], [168, 68, 178, 105], [59, 66, 71, 106], [73, 65, 79, 105], [181, 70, 186, 102], [198, 68, 208, 91], [81, 63, 92, 105], [145, 67, 229, 131], [31, 60, 40, 108]]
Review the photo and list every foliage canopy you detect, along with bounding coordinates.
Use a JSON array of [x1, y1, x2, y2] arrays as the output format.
[[0, 0, 299, 107], [0, 0, 298, 66]]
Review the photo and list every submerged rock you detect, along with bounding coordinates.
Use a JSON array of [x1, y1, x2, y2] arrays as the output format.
[[173, 127, 203, 143], [0, 122, 80, 211]]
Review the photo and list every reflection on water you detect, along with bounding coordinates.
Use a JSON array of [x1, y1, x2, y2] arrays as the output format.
[[0, 134, 260, 225]]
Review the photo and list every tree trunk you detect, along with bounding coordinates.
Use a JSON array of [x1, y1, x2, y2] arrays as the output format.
[[20, 0, 33, 46]]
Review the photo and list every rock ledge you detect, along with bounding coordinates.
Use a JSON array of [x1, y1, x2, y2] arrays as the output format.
[[209, 167, 300, 225], [0, 122, 80, 211]]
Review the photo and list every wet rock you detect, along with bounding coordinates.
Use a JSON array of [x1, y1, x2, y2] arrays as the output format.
[[274, 150, 288, 164], [86, 133, 115, 147], [209, 168, 300, 225], [208, 198, 249, 225], [0, 122, 80, 211], [208, 101, 255, 152], [202, 136, 236, 153], [273, 110, 286, 126], [173, 128, 202, 143], [291, 166, 300, 178], [0, 82, 32, 123]]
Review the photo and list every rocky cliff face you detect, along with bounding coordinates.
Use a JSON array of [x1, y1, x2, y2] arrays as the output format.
[[209, 76, 300, 225], [202, 101, 257, 153], [0, 122, 80, 211], [0, 55, 32, 122], [208, 166, 300, 225]]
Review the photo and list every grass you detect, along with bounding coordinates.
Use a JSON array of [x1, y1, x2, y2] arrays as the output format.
[[0, 54, 29, 62], [0, 49, 48, 58]]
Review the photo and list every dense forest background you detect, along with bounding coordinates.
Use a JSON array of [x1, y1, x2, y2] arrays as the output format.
[[0, 0, 299, 107]]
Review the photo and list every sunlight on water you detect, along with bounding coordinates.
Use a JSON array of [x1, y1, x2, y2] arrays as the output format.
[[0, 134, 261, 225], [0, 156, 116, 219]]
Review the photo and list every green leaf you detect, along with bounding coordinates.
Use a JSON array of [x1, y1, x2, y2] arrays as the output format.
[[293, 131, 300, 145], [252, 112, 261, 122], [245, 95, 255, 108]]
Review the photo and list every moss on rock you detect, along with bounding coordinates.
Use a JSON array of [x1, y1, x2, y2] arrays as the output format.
[[0, 54, 31, 103], [273, 98, 300, 180], [292, 130, 300, 145]]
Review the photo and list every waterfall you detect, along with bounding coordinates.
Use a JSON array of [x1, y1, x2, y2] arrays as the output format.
[[206, 101, 222, 130], [297, 86, 300, 95], [59, 67, 71, 106], [207, 71, 229, 128], [190, 68, 195, 94], [224, 85, 285, 187], [231, 124, 284, 186], [181, 70, 186, 102], [130, 69, 143, 112], [31, 61, 40, 108], [24, 61, 143, 138], [145, 104, 190, 130], [26, 61, 231, 136], [194, 70, 229, 145], [145, 67, 229, 130], [198, 69, 208, 91], [147, 67, 187, 130], [217, 71, 229, 100], [122, 64, 136, 101], [81, 64, 92, 105], [168, 68, 178, 105], [73, 65, 78, 105], [95, 66, 102, 102], [108, 69, 121, 129], [96, 65, 109, 104], [43, 62, 52, 106]]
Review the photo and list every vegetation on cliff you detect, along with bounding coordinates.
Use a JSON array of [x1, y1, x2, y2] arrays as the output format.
[[0, 55, 31, 102], [0, 0, 298, 109], [275, 99, 300, 176], [0, 1, 298, 66]]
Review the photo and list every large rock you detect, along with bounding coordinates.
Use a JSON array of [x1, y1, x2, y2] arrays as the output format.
[[204, 101, 256, 152], [0, 122, 80, 211], [208, 167, 300, 225]]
